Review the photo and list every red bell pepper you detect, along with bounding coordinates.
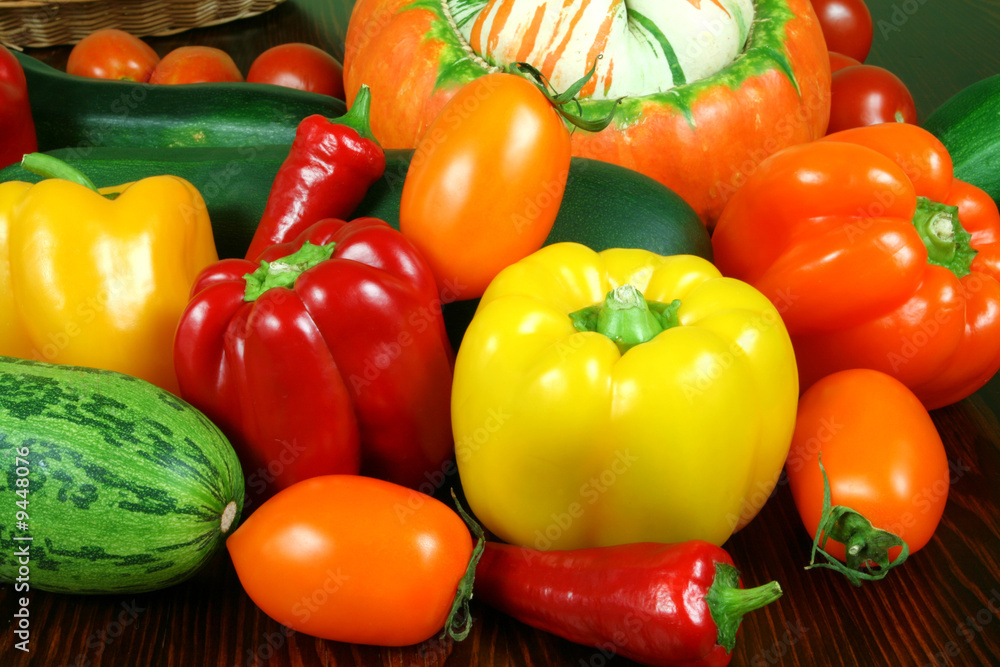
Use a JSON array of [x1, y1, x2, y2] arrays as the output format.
[[0, 45, 38, 169], [712, 123, 1000, 409], [473, 539, 782, 667], [243, 84, 385, 261], [174, 217, 454, 501]]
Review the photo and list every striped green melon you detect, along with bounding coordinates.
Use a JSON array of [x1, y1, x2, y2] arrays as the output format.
[[0, 356, 244, 594]]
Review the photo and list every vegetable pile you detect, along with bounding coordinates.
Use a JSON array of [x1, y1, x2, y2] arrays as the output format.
[[1, 1, 998, 664]]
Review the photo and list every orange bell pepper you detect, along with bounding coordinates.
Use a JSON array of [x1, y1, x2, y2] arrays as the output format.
[[712, 123, 1000, 409]]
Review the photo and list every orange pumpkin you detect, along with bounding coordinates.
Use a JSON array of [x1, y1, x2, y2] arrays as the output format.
[[344, 0, 830, 225]]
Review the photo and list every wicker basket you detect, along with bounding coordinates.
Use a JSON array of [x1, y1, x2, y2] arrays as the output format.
[[0, 0, 287, 48]]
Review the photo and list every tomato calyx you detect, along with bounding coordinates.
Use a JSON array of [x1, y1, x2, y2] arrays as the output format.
[[570, 285, 681, 355], [806, 455, 910, 587], [912, 197, 978, 279], [506, 57, 620, 133], [444, 490, 487, 642]]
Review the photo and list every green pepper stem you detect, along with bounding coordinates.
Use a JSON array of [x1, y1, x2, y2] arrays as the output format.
[[335, 84, 378, 143], [20, 153, 100, 193], [569, 285, 680, 354], [912, 196, 977, 278], [704, 562, 783, 654], [242, 241, 336, 301]]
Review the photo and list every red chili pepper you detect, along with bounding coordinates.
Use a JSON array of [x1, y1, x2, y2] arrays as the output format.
[[243, 84, 385, 261], [473, 540, 782, 667], [0, 45, 38, 169], [174, 217, 454, 500]]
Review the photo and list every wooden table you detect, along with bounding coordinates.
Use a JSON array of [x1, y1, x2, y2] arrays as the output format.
[[3, 1, 1000, 665]]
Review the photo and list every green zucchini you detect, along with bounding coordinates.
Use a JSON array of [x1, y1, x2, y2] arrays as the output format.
[[923, 74, 1000, 207], [0, 146, 711, 346], [0, 146, 712, 261], [13, 50, 346, 151], [0, 356, 244, 594]]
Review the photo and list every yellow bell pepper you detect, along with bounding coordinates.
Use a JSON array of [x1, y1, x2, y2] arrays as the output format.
[[453, 243, 799, 549], [0, 154, 218, 394]]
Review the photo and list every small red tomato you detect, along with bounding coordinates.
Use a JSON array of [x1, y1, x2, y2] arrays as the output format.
[[149, 46, 243, 84], [247, 43, 344, 98], [227, 475, 475, 646], [66, 29, 160, 82], [811, 0, 874, 62], [786, 369, 949, 568], [826, 64, 918, 133], [828, 50, 861, 73]]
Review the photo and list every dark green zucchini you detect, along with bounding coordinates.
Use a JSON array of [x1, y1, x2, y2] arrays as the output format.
[[923, 74, 1000, 208], [13, 50, 345, 151], [0, 146, 712, 347]]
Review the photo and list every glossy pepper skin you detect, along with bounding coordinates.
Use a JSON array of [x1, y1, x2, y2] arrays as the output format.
[[712, 123, 1000, 409], [243, 85, 385, 261], [0, 156, 217, 393], [175, 217, 454, 497], [0, 46, 37, 169], [474, 540, 782, 667], [453, 243, 798, 549]]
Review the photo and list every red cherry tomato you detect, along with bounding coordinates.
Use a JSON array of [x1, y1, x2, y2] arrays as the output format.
[[148, 46, 243, 84], [826, 64, 918, 133], [227, 475, 475, 646], [811, 0, 874, 62], [247, 43, 344, 98], [786, 369, 949, 567], [828, 51, 861, 73], [66, 29, 160, 82]]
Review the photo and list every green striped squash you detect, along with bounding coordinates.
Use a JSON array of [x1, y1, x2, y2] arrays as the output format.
[[0, 356, 244, 594]]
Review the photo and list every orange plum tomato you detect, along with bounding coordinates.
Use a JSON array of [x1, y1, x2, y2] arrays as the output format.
[[786, 369, 950, 564], [226, 475, 475, 647]]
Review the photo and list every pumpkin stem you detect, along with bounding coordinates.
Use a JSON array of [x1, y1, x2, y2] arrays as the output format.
[[506, 56, 621, 133]]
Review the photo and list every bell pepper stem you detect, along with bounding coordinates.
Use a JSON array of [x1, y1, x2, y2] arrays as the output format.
[[912, 196, 977, 278], [20, 152, 100, 193], [570, 285, 681, 354], [804, 454, 910, 587], [334, 84, 378, 143], [242, 241, 337, 301], [704, 562, 783, 654], [443, 489, 486, 642]]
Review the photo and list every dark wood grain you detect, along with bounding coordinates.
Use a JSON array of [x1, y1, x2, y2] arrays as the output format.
[[3, 1, 1000, 665]]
